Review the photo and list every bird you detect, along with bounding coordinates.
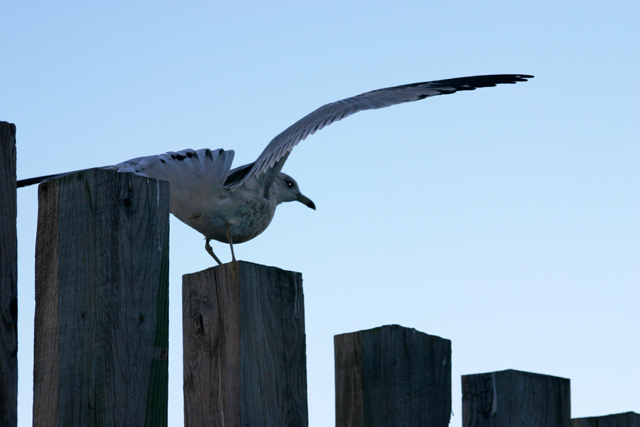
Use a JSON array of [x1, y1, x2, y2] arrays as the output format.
[[18, 74, 533, 264]]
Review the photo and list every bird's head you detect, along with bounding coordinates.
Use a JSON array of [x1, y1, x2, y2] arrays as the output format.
[[274, 173, 316, 210]]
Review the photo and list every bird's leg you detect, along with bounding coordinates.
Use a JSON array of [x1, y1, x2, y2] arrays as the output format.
[[226, 227, 237, 263], [205, 239, 223, 265]]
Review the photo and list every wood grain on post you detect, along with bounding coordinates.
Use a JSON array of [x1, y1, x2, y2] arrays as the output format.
[[572, 412, 640, 427], [0, 122, 18, 427], [33, 169, 170, 427], [334, 325, 452, 427], [182, 261, 308, 427], [462, 369, 570, 427]]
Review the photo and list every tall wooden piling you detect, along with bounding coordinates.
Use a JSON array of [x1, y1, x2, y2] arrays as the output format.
[[334, 325, 452, 427], [462, 369, 571, 427], [0, 122, 18, 427], [33, 169, 170, 427], [182, 261, 308, 427]]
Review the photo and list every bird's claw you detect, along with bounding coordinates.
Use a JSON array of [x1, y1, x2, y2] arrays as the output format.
[[205, 239, 223, 265]]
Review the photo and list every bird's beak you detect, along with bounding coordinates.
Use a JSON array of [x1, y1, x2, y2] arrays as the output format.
[[297, 194, 316, 210]]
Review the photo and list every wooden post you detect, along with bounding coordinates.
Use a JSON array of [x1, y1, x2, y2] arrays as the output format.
[[334, 325, 452, 427], [33, 169, 170, 427], [0, 122, 17, 427], [572, 412, 640, 427], [462, 369, 570, 427], [182, 261, 308, 427]]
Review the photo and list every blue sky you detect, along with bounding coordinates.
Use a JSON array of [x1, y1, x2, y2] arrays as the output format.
[[2, 1, 639, 425]]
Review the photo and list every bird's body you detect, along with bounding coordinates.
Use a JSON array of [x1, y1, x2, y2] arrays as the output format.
[[110, 148, 287, 245], [18, 74, 533, 263], [101, 147, 315, 263]]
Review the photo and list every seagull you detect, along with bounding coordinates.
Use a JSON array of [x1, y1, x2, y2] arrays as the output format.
[[18, 74, 533, 264]]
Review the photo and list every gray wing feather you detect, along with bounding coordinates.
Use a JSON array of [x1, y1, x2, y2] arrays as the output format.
[[17, 148, 235, 190], [114, 148, 236, 216], [226, 74, 533, 190], [114, 148, 235, 194]]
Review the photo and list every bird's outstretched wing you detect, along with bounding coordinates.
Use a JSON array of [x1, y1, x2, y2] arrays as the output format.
[[114, 148, 236, 218], [113, 148, 234, 193], [17, 148, 235, 193], [226, 74, 533, 191]]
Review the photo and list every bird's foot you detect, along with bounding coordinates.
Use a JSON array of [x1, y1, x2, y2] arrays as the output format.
[[205, 239, 223, 265], [226, 228, 237, 263]]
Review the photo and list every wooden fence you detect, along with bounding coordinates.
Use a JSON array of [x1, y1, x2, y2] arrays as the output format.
[[1, 122, 18, 427], [2, 120, 639, 426]]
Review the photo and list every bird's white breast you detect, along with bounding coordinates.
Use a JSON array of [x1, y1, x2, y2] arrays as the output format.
[[170, 180, 278, 244]]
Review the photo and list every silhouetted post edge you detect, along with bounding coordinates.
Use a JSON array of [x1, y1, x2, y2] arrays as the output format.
[[572, 411, 640, 427], [182, 261, 308, 427], [462, 369, 571, 427], [334, 324, 452, 427], [32, 169, 170, 426], [0, 121, 18, 427]]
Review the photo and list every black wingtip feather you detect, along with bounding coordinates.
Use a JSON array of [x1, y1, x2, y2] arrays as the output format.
[[17, 174, 59, 188]]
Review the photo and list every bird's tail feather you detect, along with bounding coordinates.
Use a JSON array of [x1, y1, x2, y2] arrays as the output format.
[[17, 170, 90, 188]]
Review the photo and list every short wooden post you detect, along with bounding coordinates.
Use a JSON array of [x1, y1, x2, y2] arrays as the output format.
[[33, 169, 170, 427], [0, 121, 18, 427], [182, 261, 308, 427], [334, 325, 452, 427], [572, 411, 640, 427], [462, 369, 570, 427]]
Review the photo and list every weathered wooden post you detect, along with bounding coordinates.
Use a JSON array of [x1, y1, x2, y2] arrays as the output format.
[[33, 169, 170, 426], [572, 411, 640, 427], [0, 121, 18, 427], [334, 325, 452, 427], [462, 369, 570, 427], [182, 261, 308, 427]]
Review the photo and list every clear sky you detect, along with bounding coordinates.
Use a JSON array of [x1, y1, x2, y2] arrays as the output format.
[[2, 1, 639, 426]]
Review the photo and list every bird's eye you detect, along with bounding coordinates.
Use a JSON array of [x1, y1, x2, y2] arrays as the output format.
[[286, 181, 294, 188]]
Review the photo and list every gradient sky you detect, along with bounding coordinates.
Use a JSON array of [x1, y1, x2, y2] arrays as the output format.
[[2, 2, 639, 426]]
